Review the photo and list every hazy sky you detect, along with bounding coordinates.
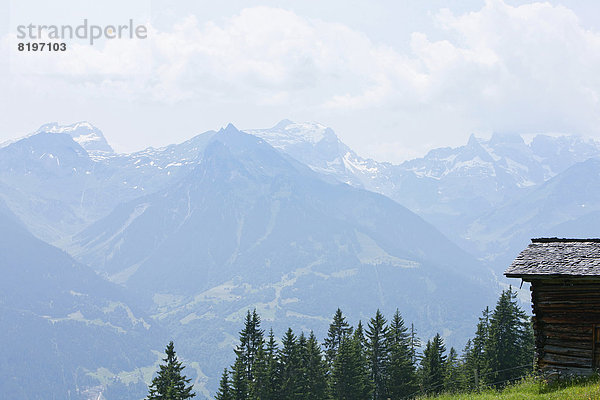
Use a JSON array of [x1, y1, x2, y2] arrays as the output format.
[[1, 0, 600, 162]]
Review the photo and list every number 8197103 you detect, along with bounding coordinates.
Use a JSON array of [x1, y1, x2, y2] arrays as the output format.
[[18, 42, 67, 51]]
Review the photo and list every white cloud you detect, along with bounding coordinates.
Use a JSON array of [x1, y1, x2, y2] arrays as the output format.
[[6, 7, 421, 105], [3, 1, 600, 162], [423, 0, 600, 134]]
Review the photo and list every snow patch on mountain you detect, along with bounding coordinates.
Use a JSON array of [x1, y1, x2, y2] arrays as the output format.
[[247, 120, 330, 148], [36, 122, 114, 153]]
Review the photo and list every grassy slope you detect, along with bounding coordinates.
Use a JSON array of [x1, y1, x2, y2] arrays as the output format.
[[420, 376, 600, 399]]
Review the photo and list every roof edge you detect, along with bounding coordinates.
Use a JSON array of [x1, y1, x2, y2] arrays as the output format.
[[505, 273, 600, 280], [531, 237, 600, 243]]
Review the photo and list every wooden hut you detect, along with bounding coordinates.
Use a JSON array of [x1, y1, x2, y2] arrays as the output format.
[[505, 238, 600, 377]]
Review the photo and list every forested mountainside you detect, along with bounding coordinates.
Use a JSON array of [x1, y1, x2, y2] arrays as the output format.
[[0, 199, 164, 399]]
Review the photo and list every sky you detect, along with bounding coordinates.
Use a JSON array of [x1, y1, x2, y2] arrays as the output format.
[[1, 0, 600, 162]]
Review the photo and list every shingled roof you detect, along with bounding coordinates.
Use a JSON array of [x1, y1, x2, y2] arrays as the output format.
[[504, 238, 600, 279]]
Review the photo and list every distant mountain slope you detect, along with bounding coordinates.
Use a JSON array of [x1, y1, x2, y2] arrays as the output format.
[[0, 200, 164, 400], [464, 158, 600, 269], [0, 123, 214, 244], [0, 131, 100, 242], [75, 125, 487, 287], [72, 124, 495, 395], [249, 121, 600, 266]]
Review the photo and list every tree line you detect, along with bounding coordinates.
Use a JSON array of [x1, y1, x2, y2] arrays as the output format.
[[145, 287, 533, 399]]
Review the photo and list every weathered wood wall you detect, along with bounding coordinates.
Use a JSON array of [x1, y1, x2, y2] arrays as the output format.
[[531, 280, 600, 376]]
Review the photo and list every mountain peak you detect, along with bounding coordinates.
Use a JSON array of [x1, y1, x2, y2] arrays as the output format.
[[36, 121, 114, 153], [220, 123, 240, 134], [273, 119, 294, 129], [467, 133, 480, 147]]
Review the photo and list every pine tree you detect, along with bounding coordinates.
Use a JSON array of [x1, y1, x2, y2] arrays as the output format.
[[251, 328, 280, 400], [419, 333, 446, 396], [386, 309, 416, 399], [324, 308, 353, 368], [215, 369, 233, 400], [279, 328, 301, 399], [231, 356, 248, 400], [463, 306, 490, 389], [252, 343, 269, 399], [366, 310, 389, 400], [146, 341, 195, 400], [302, 331, 328, 400], [484, 287, 534, 386], [231, 309, 264, 398], [409, 323, 421, 365], [296, 333, 310, 398], [330, 334, 371, 400], [352, 324, 374, 398], [354, 320, 367, 352], [443, 347, 462, 393], [239, 310, 264, 382], [265, 329, 282, 399]]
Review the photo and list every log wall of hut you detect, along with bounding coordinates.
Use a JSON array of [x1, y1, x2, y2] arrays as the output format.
[[531, 279, 600, 376]]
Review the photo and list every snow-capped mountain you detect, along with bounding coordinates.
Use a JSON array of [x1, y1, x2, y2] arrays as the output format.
[[246, 120, 394, 191], [0, 124, 215, 244], [251, 121, 600, 205], [390, 133, 600, 243], [36, 121, 115, 154]]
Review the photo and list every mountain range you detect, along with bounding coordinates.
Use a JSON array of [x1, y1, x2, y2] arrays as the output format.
[[250, 120, 600, 272], [1, 120, 599, 398]]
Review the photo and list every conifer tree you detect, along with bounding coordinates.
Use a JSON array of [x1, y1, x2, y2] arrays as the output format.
[[237, 310, 264, 384], [231, 357, 248, 400], [366, 310, 389, 400], [230, 309, 264, 398], [265, 329, 282, 398], [353, 320, 371, 383], [215, 369, 233, 400], [443, 347, 462, 393], [386, 310, 416, 398], [324, 308, 353, 367], [409, 323, 421, 365], [302, 331, 328, 400], [354, 320, 367, 352], [484, 288, 534, 386], [419, 333, 446, 395], [252, 344, 270, 399], [296, 333, 310, 398], [279, 328, 301, 399], [463, 306, 490, 388], [146, 341, 195, 400], [353, 323, 374, 398], [250, 328, 280, 400], [330, 334, 371, 400]]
